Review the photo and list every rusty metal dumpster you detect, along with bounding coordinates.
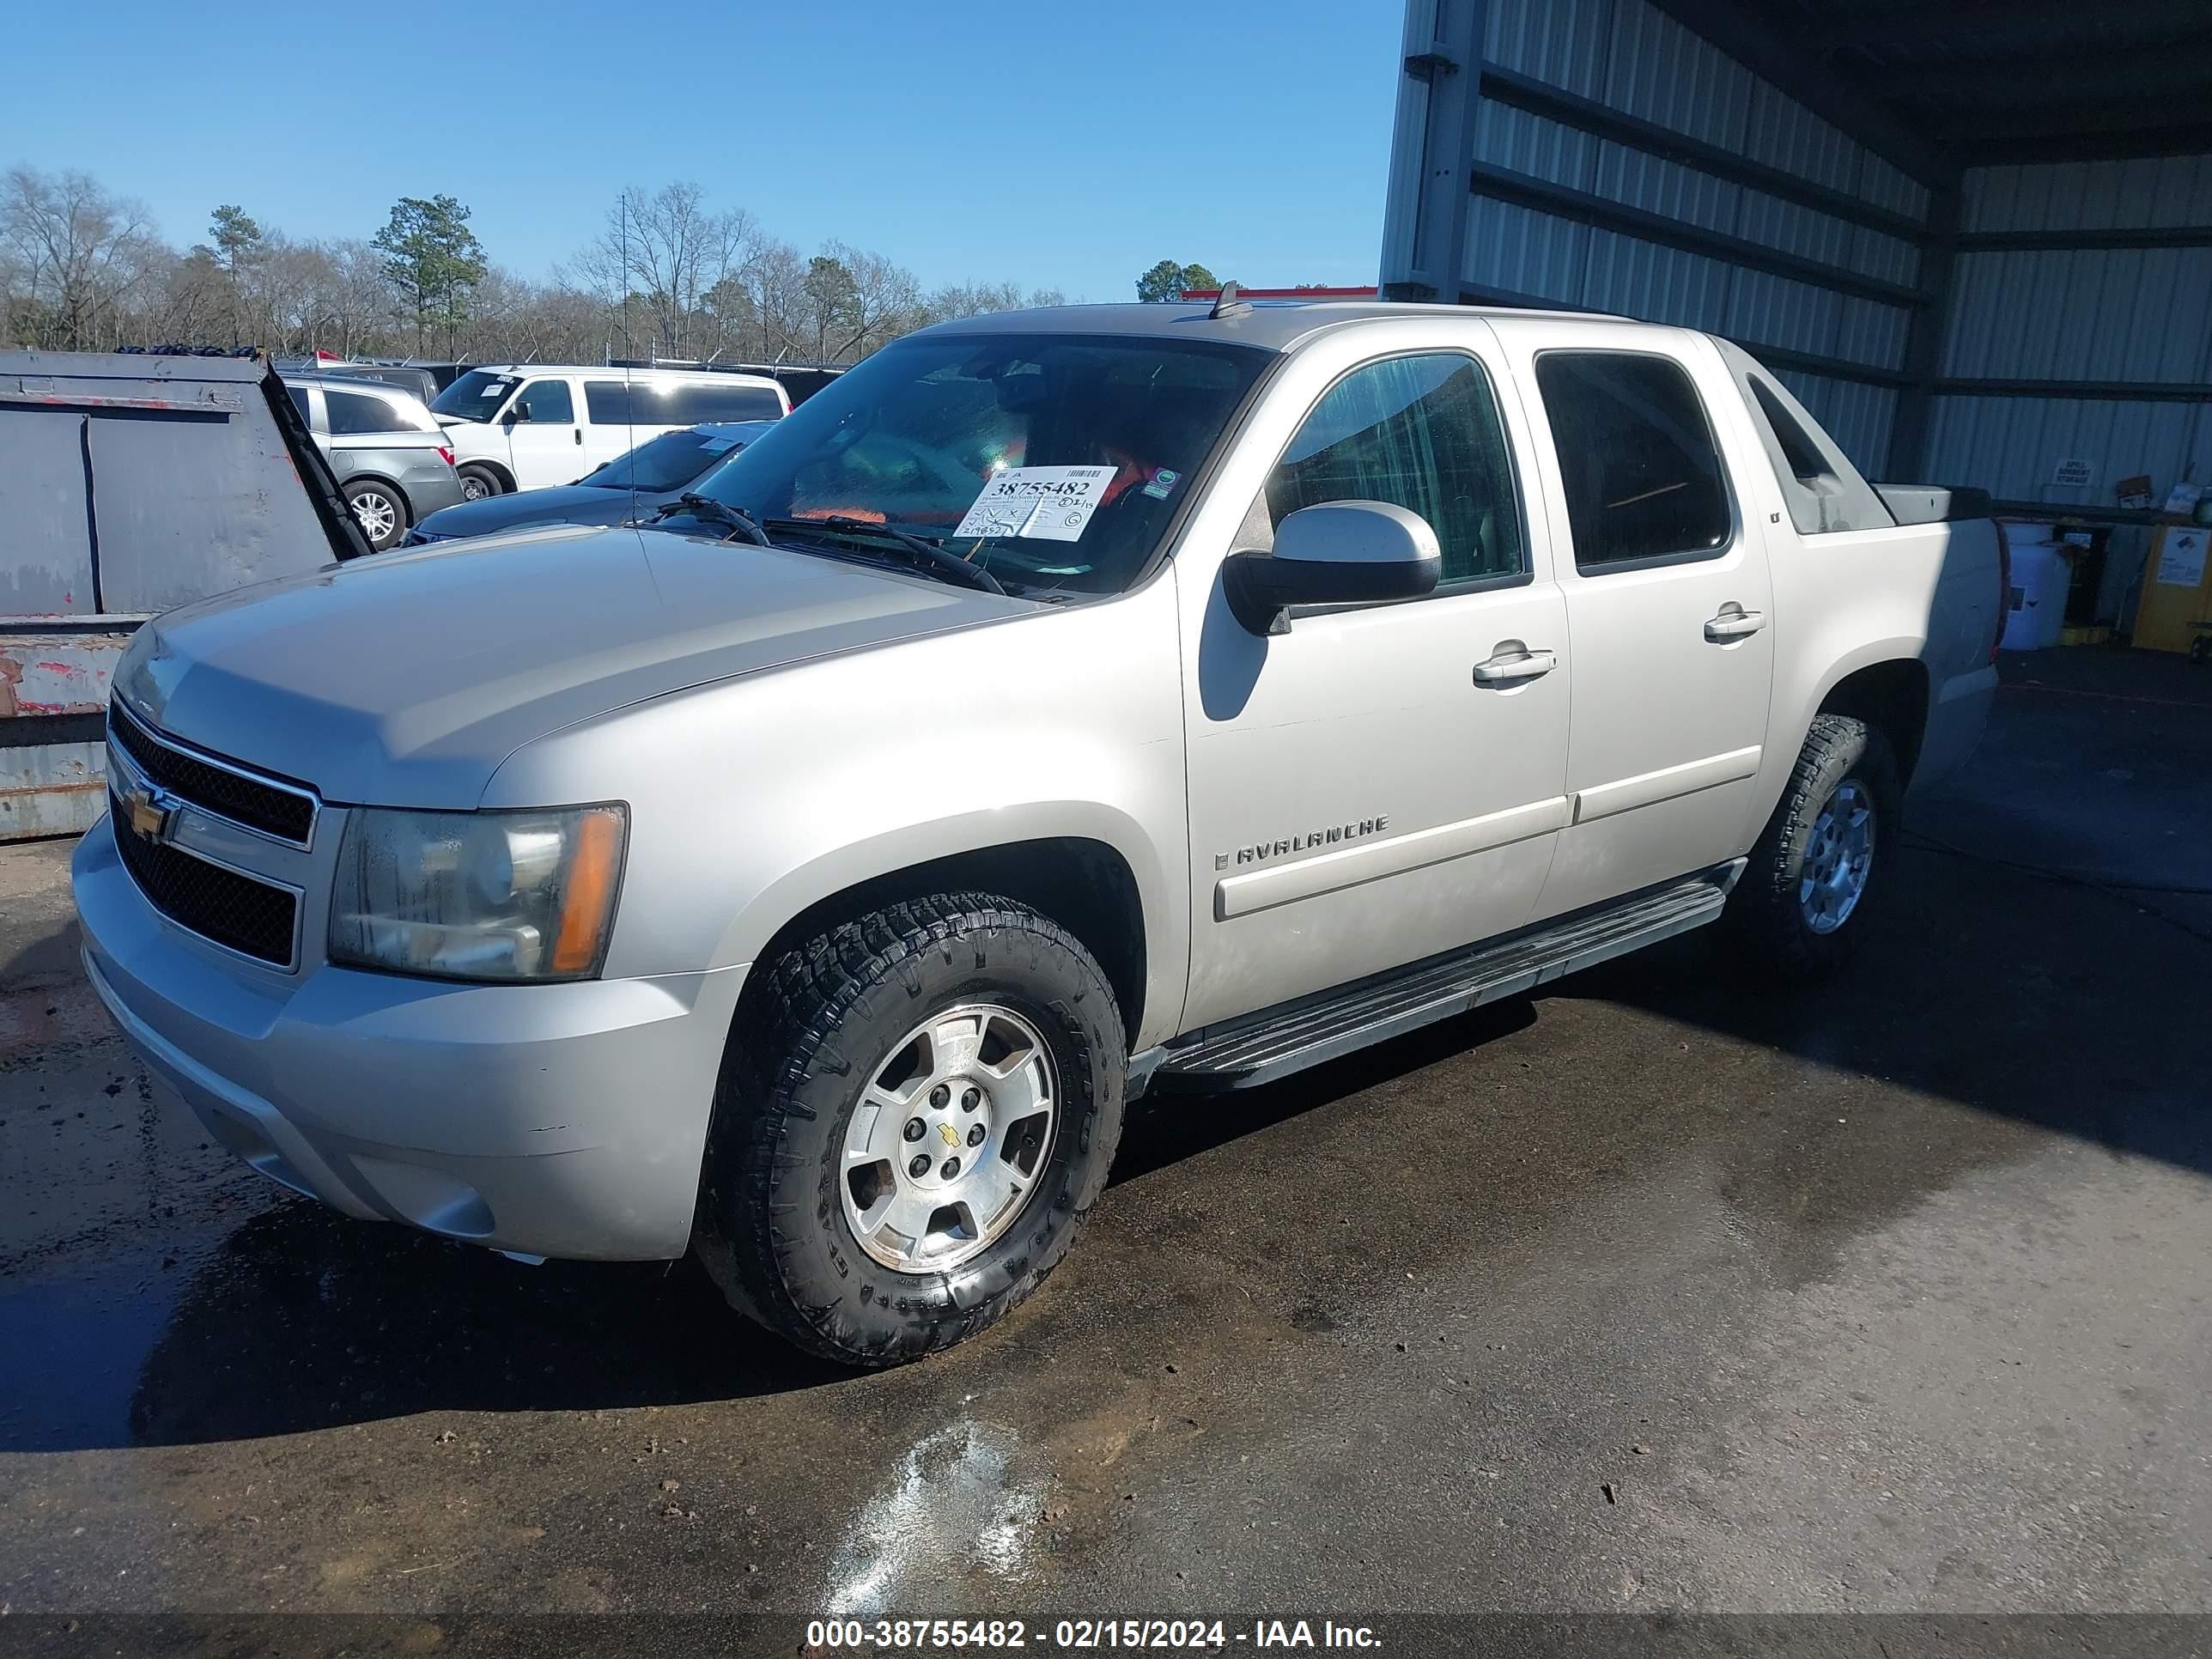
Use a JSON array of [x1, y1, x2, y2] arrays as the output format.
[[1, 349, 368, 840]]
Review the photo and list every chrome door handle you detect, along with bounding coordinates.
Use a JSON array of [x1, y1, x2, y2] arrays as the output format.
[[1473, 647, 1557, 685], [1704, 608, 1765, 641]]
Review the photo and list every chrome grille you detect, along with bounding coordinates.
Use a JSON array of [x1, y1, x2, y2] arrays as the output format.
[[109, 788, 300, 967], [108, 700, 319, 847]]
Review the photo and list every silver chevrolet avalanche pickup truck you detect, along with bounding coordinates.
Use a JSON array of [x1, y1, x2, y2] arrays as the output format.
[[75, 300, 2002, 1364]]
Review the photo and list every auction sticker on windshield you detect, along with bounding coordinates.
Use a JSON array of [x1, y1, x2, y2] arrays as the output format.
[[955, 465, 1118, 543]]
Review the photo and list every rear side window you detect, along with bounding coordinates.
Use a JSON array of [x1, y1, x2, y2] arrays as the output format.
[[326, 389, 401, 435], [667, 383, 784, 422], [585, 380, 642, 425], [1265, 353, 1525, 587], [287, 385, 313, 423], [515, 380, 573, 423], [1740, 370, 1894, 535], [1534, 351, 1731, 572]]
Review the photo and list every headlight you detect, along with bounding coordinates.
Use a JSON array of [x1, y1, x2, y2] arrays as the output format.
[[329, 804, 628, 981]]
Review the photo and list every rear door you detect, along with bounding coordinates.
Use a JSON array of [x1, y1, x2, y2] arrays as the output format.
[[1505, 328, 1777, 919], [580, 378, 673, 473], [505, 375, 583, 488]]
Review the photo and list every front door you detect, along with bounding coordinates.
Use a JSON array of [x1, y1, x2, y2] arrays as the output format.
[[1177, 337, 1572, 1030], [504, 376, 582, 489], [1511, 337, 1778, 919]]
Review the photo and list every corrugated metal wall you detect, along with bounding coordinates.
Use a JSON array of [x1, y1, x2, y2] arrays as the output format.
[[1929, 162, 2212, 503], [1385, 0, 2212, 631], [1451, 0, 1931, 472], [1926, 155, 2212, 620]]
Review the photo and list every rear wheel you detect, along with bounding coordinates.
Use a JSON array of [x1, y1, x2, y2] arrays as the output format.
[[344, 481, 406, 550], [457, 465, 503, 501], [1720, 713, 1899, 981], [695, 892, 1126, 1366]]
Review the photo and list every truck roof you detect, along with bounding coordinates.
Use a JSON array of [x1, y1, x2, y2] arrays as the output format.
[[917, 299, 1631, 353]]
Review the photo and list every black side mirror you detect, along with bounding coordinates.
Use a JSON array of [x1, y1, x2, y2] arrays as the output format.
[[507, 401, 532, 424], [1222, 501, 1443, 635]]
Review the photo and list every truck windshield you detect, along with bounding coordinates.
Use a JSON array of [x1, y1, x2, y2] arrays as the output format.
[[430, 369, 518, 422], [678, 333, 1271, 596]]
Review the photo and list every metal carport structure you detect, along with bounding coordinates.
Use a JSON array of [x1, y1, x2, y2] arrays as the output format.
[[1382, 0, 2212, 621]]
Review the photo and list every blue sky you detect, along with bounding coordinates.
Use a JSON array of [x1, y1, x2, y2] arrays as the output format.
[[3, 1, 1404, 301]]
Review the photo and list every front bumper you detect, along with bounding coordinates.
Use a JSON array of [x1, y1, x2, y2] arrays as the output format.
[[74, 816, 745, 1261]]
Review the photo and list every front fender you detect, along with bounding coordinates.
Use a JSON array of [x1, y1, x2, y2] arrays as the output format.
[[483, 580, 1193, 1048]]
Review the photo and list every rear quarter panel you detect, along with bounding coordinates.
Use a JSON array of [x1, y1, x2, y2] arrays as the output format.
[[1759, 517, 2000, 820]]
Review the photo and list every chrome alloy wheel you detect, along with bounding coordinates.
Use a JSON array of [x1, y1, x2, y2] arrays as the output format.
[[1800, 777, 1875, 935], [350, 489, 398, 543], [839, 1002, 1060, 1273]]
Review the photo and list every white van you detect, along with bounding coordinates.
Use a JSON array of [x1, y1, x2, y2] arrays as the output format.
[[428, 366, 790, 497]]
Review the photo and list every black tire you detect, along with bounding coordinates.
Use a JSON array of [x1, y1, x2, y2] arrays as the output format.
[[695, 892, 1127, 1367], [1719, 713, 1900, 982], [344, 479, 408, 551], [456, 465, 503, 501]]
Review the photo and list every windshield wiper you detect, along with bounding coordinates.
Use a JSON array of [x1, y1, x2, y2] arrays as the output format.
[[763, 515, 1008, 597], [650, 493, 769, 546]]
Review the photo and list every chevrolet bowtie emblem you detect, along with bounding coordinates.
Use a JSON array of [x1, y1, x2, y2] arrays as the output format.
[[938, 1121, 961, 1147], [120, 782, 176, 842]]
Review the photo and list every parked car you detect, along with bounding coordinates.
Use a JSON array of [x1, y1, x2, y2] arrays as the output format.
[[275, 358, 449, 406], [283, 376, 465, 551], [428, 365, 790, 500], [78, 301, 2001, 1368], [405, 421, 779, 546]]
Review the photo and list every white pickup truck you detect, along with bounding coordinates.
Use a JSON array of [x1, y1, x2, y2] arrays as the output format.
[[74, 299, 2002, 1365]]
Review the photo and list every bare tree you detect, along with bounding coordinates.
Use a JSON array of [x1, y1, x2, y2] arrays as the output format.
[[816, 240, 920, 362], [0, 162, 1030, 364], [2, 166, 161, 349], [744, 240, 811, 362], [922, 280, 1067, 324], [319, 239, 388, 359], [575, 182, 763, 359]]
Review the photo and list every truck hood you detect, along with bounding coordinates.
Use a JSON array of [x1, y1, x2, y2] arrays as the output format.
[[114, 523, 1024, 808]]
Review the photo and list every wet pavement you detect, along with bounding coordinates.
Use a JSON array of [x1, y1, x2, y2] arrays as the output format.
[[3, 647, 2209, 1644]]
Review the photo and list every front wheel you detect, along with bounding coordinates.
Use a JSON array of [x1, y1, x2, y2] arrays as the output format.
[[1720, 713, 1899, 982], [456, 465, 503, 501], [695, 893, 1127, 1366]]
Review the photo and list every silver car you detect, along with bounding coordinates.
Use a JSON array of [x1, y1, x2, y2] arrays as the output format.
[[285, 376, 466, 551]]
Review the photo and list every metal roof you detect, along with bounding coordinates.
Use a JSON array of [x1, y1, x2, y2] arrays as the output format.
[[1760, 0, 2212, 167]]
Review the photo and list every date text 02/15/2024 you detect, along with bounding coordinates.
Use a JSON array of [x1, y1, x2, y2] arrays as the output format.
[[803, 1618, 1382, 1649]]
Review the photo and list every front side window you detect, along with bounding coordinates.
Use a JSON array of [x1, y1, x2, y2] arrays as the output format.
[[1264, 353, 1525, 586], [686, 333, 1269, 597], [514, 379, 573, 424], [1534, 351, 1731, 572]]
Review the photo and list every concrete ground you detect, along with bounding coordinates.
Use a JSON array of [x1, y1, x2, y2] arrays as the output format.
[[2, 647, 2209, 1650]]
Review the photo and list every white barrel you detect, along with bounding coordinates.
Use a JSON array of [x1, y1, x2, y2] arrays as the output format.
[[2000, 523, 2069, 651]]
